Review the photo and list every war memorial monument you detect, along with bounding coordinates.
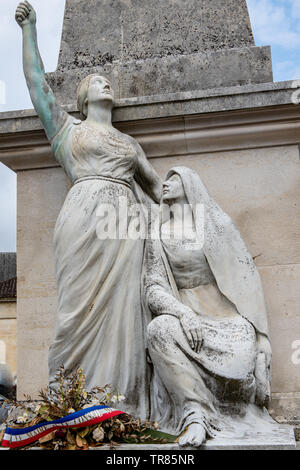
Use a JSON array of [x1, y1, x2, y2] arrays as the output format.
[[0, 0, 299, 450]]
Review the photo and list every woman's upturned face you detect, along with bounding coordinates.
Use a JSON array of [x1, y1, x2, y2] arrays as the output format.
[[162, 174, 186, 203], [87, 75, 114, 106]]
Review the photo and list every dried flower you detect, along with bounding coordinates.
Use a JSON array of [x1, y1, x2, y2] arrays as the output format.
[[16, 415, 27, 424], [111, 393, 126, 403], [92, 426, 105, 442], [0, 366, 169, 450]]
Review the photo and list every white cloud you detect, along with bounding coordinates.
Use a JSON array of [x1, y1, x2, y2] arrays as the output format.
[[289, 0, 300, 20], [275, 60, 300, 80], [247, 0, 300, 48]]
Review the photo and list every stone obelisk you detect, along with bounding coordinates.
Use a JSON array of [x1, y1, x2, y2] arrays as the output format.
[[47, 0, 273, 103]]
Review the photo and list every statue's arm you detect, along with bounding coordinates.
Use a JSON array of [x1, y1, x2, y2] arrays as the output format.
[[16, 2, 68, 140], [133, 141, 162, 203], [144, 240, 186, 317]]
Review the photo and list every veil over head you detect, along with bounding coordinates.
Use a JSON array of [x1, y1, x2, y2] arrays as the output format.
[[164, 166, 269, 338]]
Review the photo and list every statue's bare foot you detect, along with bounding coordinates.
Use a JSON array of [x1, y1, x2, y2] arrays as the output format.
[[178, 423, 206, 448]]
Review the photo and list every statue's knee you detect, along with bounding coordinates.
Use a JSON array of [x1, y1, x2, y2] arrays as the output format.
[[146, 315, 174, 349]]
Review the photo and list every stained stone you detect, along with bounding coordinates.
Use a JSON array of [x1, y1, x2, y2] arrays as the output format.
[[0, 253, 16, 283], [47, 0, 273, 102], [56, 0, 256, 68], [47, 46, 273, 103]]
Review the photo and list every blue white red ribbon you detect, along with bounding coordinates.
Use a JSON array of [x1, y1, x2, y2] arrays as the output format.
[[1, 405, 124, 448]]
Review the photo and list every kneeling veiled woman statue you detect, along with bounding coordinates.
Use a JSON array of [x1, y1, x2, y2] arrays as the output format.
[[143, 167, 275, 446], [16, 2, 161, 419]]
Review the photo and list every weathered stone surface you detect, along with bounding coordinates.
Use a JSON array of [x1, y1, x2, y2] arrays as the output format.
[[0, 316, 16, 377], [0, 81, 297, 135], [270, 393, 300, 424], [47, 46, 273, 103], [16, 168, 70, 399], [0, 428, 296, 450], [0, 364, 14, 399], [259, 264, 300, 393], [57, 0, 255, 69], [46, 0, 273, 101], [151, 146, 300, 267], [87, 424, 297, 448], [0, 254, 16, 283]]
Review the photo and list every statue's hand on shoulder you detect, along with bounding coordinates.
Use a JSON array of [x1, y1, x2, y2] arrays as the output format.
[[15, 1, 36, 28], [179, 309, 203, 354]]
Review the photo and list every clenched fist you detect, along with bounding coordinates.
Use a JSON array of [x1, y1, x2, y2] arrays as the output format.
[[15, 1, 36, 28]]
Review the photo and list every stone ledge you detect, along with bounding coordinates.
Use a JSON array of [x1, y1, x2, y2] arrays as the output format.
[[1, 102, 300, 171], [0, 424, 296, 451], [1, 441, 297, 451], [0, 80, 299, 130], [1, 81, 300, 172]]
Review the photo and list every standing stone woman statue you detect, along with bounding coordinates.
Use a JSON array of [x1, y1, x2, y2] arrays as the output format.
[[15, 1, 161, 419], [143, 167, 274, 446]]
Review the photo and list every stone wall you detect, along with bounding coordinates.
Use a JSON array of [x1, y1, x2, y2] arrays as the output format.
[[0, 301, 16, 377]]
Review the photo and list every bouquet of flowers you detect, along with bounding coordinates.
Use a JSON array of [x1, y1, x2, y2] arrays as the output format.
[[0, 366, 176, 450]]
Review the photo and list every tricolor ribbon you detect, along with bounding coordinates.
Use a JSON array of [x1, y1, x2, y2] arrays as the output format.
[[1, 405, 124, 448]]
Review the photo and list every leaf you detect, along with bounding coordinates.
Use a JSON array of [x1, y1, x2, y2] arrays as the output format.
[[66, 444, 77, 451], [77, 427, 89, 438], [30, 417, 44, 426], [120, 423, 125, 433], [39, 431, 55, 444], [38, 405, 49, 416], [76, 434, 88, 448], [39, 443, 52, 450], [66, 430, 76, 445]]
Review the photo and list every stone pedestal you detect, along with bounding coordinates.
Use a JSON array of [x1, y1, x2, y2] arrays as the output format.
[[47, 0, 272, 102]]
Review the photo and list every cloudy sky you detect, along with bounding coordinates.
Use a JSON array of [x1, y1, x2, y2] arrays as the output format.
[[0, 0, 300, 252]]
